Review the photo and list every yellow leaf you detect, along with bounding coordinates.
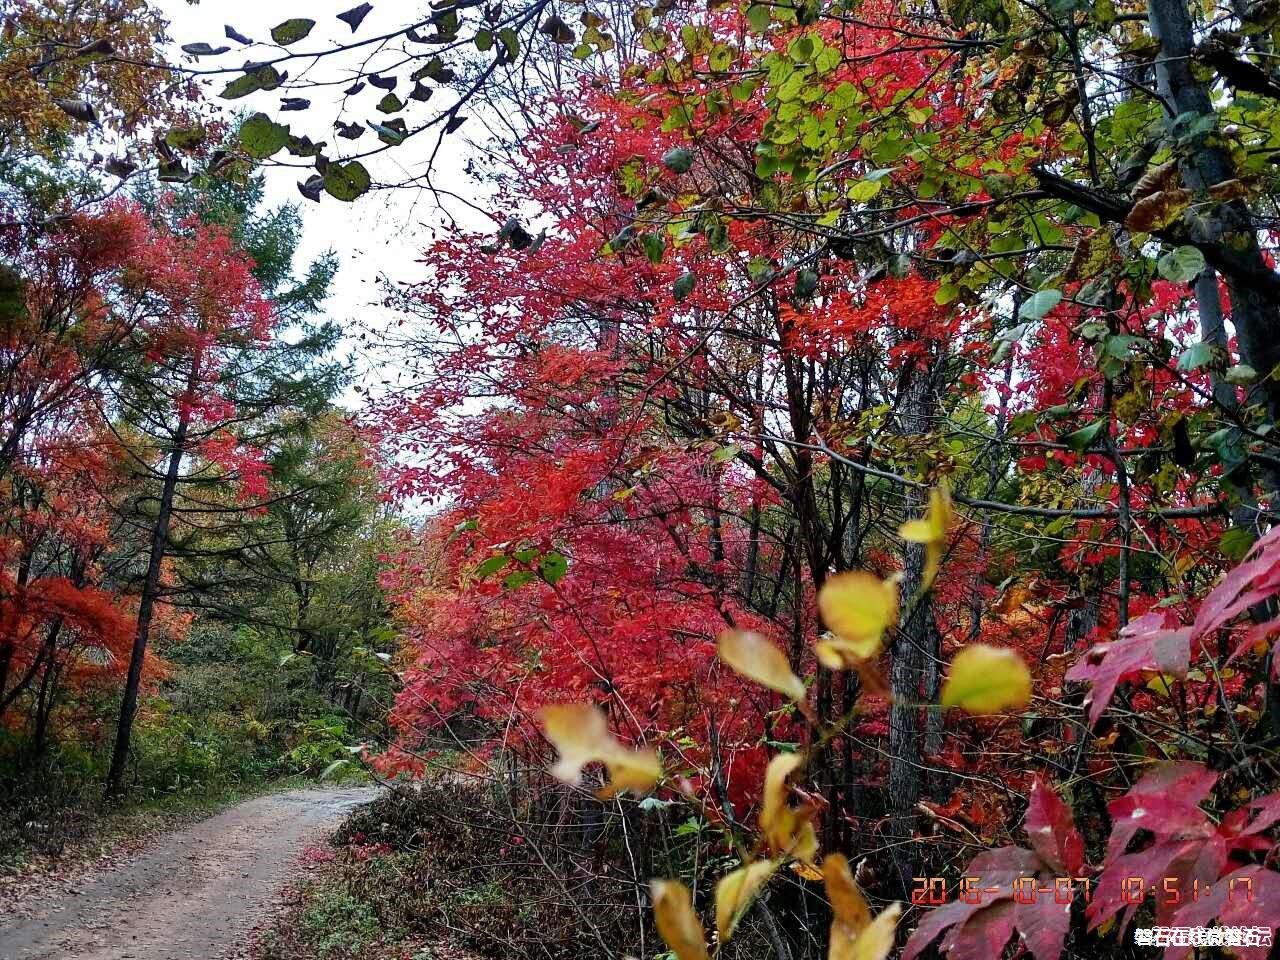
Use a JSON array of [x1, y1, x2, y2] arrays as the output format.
[[791, 861, 823, 881], [992, 584, 1032, 619], [715, 860, 777, 943], [940, 645, 1032, 715], [540, 703, 662, 796], [899, 486, 955, 544], [849, 906, 901, 957], [1146, 672, 1177, 697], [1130, 159, 1179, 200], [823, 854, 871, 933], [599, 751, 664, 798], [651, 880, 709, 960], [825, 855, 899, 960], [1208, 178, 1248, 202], [708, 410, 742, 432], [762, 753, 818, 863], [1124, 187, 1191, 232], [817, 572, 898, 665], [897, 519, 933, 541], [899, 485, 954, 587], [718, 630, 806, 701]]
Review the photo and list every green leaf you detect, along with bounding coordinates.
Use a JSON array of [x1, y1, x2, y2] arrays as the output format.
[[787, 35, 814, 61], [673, 270, 696, 301], [503, 569, 536, 590], [996, 322, 1032, 343], [474, 28, 494, 51], [1007, 409, 1039, 436], [846, 178, 882, 202], [369, 120, 407, 145], [609, 225, 635, 252], [794, 268, 818, 299], [181, 42, 231, 57], [286, 134, 323, 157], [746, 3, 771, 31], [538, 551, 569, 585], [1157, 245, 1206, 283], [712, 444, 740, 463], [376, 93, 404, 113], [220, 65, 283, 99], [1061, 419, 1106, 451], [337, 3, 373, 32], [414, 60, 456, 85], [474, 555, 509, 578], [498, 27, 519, 59], [238, 113, 290, 159], [709, 43, 733, 71], [271, 18, 316, 45], [323, 160, 372, 201], [1176, 341, 1214, 372], [662, 146, 694, 173], [1104, 334, 1143, 359], [1225, 363, 1257, 385], [641, 232, 665, 265], [158, 158, 191, 183], [164, 125, 206, 151], [1220, 527, 1257, 562], [1018, 289, 1063, 321]]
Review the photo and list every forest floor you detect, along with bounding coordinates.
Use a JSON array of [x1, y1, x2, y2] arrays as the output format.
[[0, 785, 380, 960]]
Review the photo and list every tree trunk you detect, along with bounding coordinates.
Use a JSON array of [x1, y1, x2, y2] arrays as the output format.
[[968, 353, 1013, 641], [105, 407, 192, 796], [1148, 0, 1280, 445], [887, 359, 938, 897]]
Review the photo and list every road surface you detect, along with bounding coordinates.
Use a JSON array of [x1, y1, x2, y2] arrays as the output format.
[[0, 786, 379, 960]]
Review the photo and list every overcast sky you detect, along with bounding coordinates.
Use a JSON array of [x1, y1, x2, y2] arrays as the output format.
[[155, 0, 493, 407]]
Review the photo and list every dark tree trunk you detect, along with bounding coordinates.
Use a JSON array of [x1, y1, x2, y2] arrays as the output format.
[[1148, 0, 1280, 445], [105, 407, 191, 796], [887, 359, 939, 897]]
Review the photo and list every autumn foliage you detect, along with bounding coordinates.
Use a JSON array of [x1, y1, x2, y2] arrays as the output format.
[[352, 0, 1280, 953]]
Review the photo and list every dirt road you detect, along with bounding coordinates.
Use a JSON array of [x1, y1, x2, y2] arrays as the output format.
[[0, 786, 380, 960]]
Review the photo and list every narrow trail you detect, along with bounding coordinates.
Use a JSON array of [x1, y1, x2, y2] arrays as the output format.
[[0, 786, 380, 960]]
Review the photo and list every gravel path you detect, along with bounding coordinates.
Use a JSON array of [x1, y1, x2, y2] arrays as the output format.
[[0, 786, 380, 960]]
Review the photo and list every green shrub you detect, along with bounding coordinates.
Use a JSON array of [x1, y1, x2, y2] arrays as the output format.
[[300, 886, 381, 958]]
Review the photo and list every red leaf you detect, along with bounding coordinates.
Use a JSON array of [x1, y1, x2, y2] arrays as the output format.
[[1090, 764, 1228, 930], [903, 847, 1050, 960], [1013, 893, 1075, 960], [1104, 763, 1217, 862], [940, 900, 1017, 958], [1024, 775, 1085, 875], [1191, 524, 1280, 637], [1064, 612, 1191, 727], [1166, 865, 1280, 960], [1223, 789, 1280, 839]]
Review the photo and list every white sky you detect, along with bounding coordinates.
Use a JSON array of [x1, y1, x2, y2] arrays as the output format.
[[155, 0, 494, 407]]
